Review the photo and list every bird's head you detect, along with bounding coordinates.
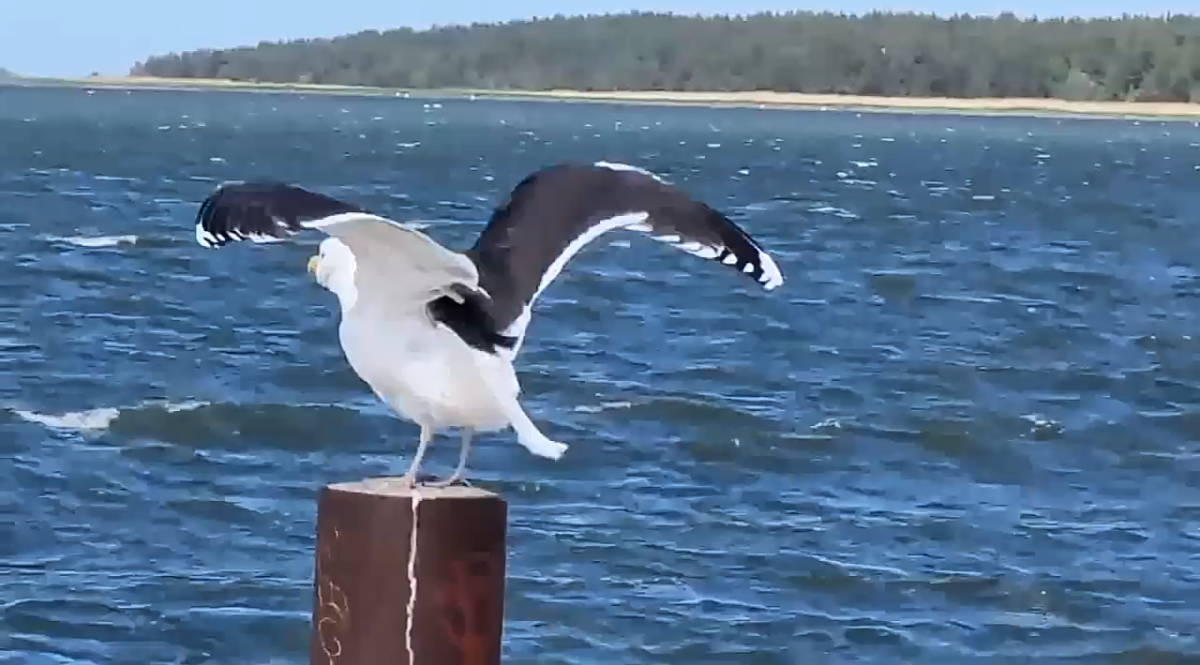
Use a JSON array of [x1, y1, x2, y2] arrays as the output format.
[[307, 237, 359, 310]]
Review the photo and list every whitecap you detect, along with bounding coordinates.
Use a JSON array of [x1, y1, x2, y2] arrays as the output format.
[[11, 400, 209, 434], [13, 407, 120, 432], [43, 234, 137, 248], [573, 401, 633, 414], [808, 205, 859, 220]]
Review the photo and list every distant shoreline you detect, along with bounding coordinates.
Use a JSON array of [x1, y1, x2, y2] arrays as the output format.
[[12, 75, 1200, 121]]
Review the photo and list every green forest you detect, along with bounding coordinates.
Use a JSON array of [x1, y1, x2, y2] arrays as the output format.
[[131, 11, 1200, 103]]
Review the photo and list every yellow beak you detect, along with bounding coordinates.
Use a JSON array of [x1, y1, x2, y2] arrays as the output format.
[[307, 255, 320, 276]]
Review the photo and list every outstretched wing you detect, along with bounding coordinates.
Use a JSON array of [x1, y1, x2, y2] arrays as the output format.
[[194, 181, 367, 247], [464, 161, 785, 353], [191, 181, 510, 355]]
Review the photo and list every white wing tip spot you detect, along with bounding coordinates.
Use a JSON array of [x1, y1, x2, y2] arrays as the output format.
[[581, 169, 785, 291], [195, 222, 216, 248], [628, 222, 784, 291], [195, 222, 290, 248], [758, 251, 785, 290]]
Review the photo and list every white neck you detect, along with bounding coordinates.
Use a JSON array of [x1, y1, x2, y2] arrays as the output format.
[[315, 237, 360, 312], [324, 269, 358, 311]]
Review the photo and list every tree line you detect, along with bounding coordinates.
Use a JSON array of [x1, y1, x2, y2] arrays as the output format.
[[130, 11, 1200, 103]]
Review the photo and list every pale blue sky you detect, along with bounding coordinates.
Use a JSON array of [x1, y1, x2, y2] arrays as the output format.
[[2, 1, 1193, 77]]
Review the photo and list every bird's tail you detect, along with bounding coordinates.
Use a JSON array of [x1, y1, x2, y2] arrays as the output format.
[[471, 351, 569, 460], [505, 401, 569, 460]]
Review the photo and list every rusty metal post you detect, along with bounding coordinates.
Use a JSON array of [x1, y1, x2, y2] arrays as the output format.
[[309, 479, 508, 665]]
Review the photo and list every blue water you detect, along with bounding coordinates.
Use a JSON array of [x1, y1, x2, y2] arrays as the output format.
[[2, 85, 1200, 663]]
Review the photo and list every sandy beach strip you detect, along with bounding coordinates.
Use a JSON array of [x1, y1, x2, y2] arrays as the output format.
[[19, 75, 1200, 120]]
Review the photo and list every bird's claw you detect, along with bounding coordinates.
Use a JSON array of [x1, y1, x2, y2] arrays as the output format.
[[422, 474, 471, 489]]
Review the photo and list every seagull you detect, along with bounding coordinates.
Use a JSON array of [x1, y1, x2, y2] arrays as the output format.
[[192, 160, 785, 487]]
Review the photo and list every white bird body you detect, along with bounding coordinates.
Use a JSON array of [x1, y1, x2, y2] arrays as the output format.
[[337, 301, 566, 459], [340, 310, 512, 432], [308, 225, 570, 472], [192, 161, 784, 486]]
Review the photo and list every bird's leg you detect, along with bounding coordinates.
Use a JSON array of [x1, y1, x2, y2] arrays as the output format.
[[427, 428, 474, 488], [398, 424, 434, 488]]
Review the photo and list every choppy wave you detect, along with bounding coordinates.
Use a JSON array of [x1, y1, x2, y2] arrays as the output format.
[[11, 399, 206, 433], [2, 85, 1200, 664]]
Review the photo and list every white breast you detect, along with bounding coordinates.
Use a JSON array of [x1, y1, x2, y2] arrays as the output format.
[[337, 312, 519, 432]]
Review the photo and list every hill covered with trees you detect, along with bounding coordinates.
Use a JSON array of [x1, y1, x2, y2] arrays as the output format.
[[130, 11, 1200, 103]]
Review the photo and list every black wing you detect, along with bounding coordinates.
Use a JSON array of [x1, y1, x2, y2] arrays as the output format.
[[191, 180, 518, 356], [194, 181, 366, 247], [464, 162, 785, 340]]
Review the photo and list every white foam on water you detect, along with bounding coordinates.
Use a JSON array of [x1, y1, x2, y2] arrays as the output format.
[[11, 400, 209, 433], [1021, 413, 1063, 431], [808, 205, 860, 220], [811, 418, 845, 431], [13, 407, 120, 432], [573, 401, 633, 414], [161, 400, 209, 413], [44, 234, 138, 248]]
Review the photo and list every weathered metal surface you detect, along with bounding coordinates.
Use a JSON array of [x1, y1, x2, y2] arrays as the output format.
[[310, 480, 508, 665]]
